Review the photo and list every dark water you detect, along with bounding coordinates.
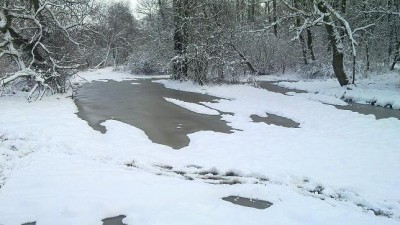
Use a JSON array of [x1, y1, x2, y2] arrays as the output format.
[[102, 215, 127, 225], [251, 113, 300, 128], [259, 81, 306, 94], [74, 79, 233, 149], [259, 81, 400, 120], [75, 79, 398, 151], [222, 196, 273, 209], [335, 104, 400, 120]]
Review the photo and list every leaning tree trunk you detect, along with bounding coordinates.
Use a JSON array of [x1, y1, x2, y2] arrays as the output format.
[[229, 43, 257, 74], [172, 0, 188, 80], [318, 2, 349, 86]]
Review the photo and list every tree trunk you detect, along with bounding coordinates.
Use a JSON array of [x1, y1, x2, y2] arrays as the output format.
[[236, 0, 245, 22], [390, 40, 400, 70], [362, 2, 369, 72], [299, 32, 308, 65], [352, 55, 356, 84], [248, 0, 256, 23], [341, 0, 347, 13], [365, 41, 370, 71], [113, 47, 118, 67], [334, 0, 346, 42], [294, 0, 307, 64], [307, 28, 316, 61], [387, 0, 393, 64], [267, 1, 271, 24], [318, 1, 349, 86], [1, 2, 46, 69], [272, 0, 277, 37], [236, 0, 241, 22], [172, 0, 188, 80], [30, 0, 40, 12], [158, 0, 165, 21]]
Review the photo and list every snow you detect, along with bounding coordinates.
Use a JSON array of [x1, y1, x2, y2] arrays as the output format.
[[257, 72, 300, 82], [1, 68, 400, 225], [163, 97, 220, 115], [75, 68, 168, 83], [286, 92, 349, 106], [75, 68, 136, 82]]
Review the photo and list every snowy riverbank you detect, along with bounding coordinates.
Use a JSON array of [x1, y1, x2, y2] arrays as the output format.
[[258, 71, 400, 109], [1, 68, 400, 225]]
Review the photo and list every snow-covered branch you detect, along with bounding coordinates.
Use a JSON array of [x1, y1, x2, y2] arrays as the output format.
[[363, 10, 400, 17]]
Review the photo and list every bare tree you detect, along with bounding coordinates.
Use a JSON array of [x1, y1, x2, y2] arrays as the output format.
[[135, 0, 398, 85], [95, 1, 138, 68]]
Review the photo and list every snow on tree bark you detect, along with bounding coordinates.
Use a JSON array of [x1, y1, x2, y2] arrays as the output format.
[[317, 1, 349, 86]]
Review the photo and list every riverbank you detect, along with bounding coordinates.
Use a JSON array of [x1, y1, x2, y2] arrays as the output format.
[[257, 71, 400, 109]]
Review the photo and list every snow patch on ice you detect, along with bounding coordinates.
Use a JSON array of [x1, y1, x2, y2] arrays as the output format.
[[287, 92, 349, 106], [257, 73, 300, 82], [163, 97, 220, 115], [75, 68, 136, 83], [130, 74, 170, 79], [154, 79, 211, 95]]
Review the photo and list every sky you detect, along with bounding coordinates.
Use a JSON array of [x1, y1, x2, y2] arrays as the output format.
[[129, 0, 139, 10], [106, 0, 141, 17], [105, 0, 139, 11], [129, 0, 142, 19]]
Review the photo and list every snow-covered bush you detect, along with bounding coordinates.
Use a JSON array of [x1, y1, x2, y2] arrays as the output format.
[[127, 53, 169, 75], [299, 61, 334, 79]]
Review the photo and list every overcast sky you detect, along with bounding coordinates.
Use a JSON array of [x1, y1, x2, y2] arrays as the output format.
[[129, 0, 142, 18], [129, 0, 139, 10], [106, 0, 140, 17]]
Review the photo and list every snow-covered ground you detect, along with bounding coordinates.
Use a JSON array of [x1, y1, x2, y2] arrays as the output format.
[[258, 71, 400, 109], [1, 68, 400, 225]]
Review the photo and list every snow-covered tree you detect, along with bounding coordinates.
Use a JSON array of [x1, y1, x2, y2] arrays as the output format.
[[0, 0, 93, 100]]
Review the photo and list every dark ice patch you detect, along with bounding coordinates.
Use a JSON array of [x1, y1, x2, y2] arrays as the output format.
[[251, 113, 300, 128], [102, 215, 127, 225], [222, 196, 273, 209]]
